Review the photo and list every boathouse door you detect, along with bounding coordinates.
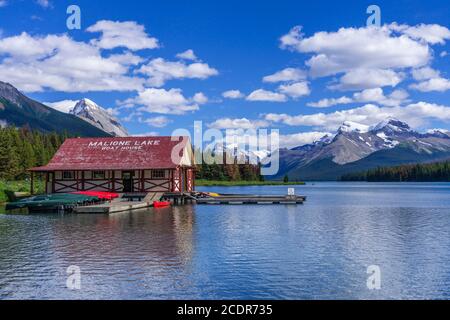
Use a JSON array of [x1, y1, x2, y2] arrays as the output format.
[[122, 171, 134, 192]]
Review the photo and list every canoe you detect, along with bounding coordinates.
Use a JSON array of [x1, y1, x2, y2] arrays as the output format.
[[6, 193, 100, 212], [72, 191, 119, 200], [153, 201, 170, 208]]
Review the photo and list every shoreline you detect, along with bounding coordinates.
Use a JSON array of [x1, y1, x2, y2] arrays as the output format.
[[195, 180, 305, 186]]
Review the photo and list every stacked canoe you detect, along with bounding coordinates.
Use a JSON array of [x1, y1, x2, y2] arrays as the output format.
[[5, 192, 119, 213]]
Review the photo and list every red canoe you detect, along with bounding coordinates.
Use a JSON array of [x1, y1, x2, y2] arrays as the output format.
[[153, 201, 170, 208], [72, 191, 119, 201]]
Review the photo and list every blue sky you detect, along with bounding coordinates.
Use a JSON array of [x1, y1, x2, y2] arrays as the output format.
[[0, 0, 449, 147]]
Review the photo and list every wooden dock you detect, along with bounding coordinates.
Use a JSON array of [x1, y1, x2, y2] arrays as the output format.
[[72, 191, 306, 214], [73, 192, 163, 214], [194, 195, 305, 205]]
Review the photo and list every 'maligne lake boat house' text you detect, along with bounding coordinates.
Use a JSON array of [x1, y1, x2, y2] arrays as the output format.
[[29, 136, 195, 194]]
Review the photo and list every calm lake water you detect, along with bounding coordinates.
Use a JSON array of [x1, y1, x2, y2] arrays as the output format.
[[1, 182, 450, 300]]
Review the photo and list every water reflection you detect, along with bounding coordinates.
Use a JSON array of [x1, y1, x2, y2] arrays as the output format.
[[1, 183, 450, 299]]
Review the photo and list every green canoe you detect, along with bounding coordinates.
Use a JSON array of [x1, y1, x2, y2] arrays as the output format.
[[6, 193, 100, 212]]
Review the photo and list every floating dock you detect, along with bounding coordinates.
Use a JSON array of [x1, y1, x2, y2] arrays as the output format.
[[73, 192, 163, 214], [194, 195, 305, 205]]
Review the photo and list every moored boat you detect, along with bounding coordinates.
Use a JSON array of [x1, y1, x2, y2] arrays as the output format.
[[153, 201, 171, 208], [5, 193, 100, 213]]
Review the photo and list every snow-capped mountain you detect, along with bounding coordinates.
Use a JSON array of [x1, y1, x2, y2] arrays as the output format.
[[70, 99, 128, 137], [0, 81, 109, 137], [205, 141, 271, 164], [274, 118, 450, 180]]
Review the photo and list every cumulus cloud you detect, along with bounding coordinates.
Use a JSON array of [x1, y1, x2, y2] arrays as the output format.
[[412, 67, 441, 80], [410, 66, 450, 92], [176, 49, 198, 61], [222, 90, 244, 99], [43, 99, 77, 113], [307, 96, 353, 108], [87, 20, 159, 51], [246, 89, 287, 102], [0, 31, 144, 92], [278, 81, 310, 98], [143, 116, 172, 128], [330, 68, 404, 91], [192, 92, 208, 104], [307, 88, 408, 108], [263, 67, 306, 83], [389, 23, 450, 45], [208, 117, 269, 129], [280, 25, 431, 78], [138, 57, 218, 87], [265, 102, 450, 131], [122, 88, 201, 115], [410, 77, 450, 92]]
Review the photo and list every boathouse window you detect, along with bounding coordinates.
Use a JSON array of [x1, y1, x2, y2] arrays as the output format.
[[152, 170, 165, 179], [92, 170, 106, 179], [62, 171, 75, 180]]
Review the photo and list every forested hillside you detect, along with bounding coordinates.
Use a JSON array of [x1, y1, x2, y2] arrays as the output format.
[[341, 161, 450, 182], [0, 127, 263, 182], [0, 127, 67, 180]]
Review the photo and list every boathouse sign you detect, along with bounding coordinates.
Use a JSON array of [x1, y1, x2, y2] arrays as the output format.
[[87, 139, 161, 151]]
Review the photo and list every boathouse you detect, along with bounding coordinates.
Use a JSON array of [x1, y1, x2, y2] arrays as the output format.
[[29, 136, 195, 194]]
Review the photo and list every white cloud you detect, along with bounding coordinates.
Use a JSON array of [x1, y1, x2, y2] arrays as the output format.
[[246, 89, 287, 102], [274, 131, 332, 149], [389, 23, 450, 45], [308, 88, 408, 108], [123, 88, 200, 115], [410, 77, 450, 92], [265, 102, 450, 131], [263, 67, 306, 83], [441, 51, 448, 57], [43, 99, 77, 113], [330, 68, 404, 91], [281, 25, 431, 78], [307, 96, 353, 108], [132, 131, 159, 137], [0, 32, 144, 92], [0, 1, 7, 8], [277, 23, 450, 95], [410, 66, 450, 92], [278, 81, 310, 98], [36, 0, 50, 8], [176, 49, 197, 61], [143, 116, 171, 128], [412, 67, 440, 80], [222, 90, 244, 99], [87, 20, 159, 51], [208, 117, 269, 129], [192, 92, 208, 104], [105, 108, 120, 117], [138, 57, 218, 87]]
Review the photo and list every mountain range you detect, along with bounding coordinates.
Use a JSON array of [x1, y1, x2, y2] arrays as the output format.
[[0, 81, 111, 137], [274, 118, 450, 180]]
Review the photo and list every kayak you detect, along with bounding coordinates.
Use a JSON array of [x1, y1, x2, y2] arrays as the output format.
[[153, 201, 170, 208]]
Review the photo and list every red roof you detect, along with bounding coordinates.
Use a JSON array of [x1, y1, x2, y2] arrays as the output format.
[[30, 136, 191, 171]]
